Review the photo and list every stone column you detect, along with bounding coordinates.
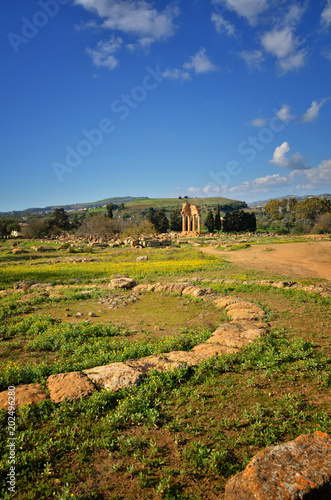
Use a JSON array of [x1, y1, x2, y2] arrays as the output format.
[[182, 214, 186, 232], [198, 215, 201, 234]]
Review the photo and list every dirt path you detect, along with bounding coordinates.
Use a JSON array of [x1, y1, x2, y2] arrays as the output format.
[[201, 241, 331, 281]]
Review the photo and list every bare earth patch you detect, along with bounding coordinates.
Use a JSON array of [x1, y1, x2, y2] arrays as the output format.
[[202, 241, 331, 281]]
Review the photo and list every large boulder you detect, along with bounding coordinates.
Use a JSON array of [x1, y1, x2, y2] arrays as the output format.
[[0, 384, 47, 410], [47, 372, 95, 403], [84, 363, 143, 391], [109, 277, 136, 290], [225, 431, 331, 500]]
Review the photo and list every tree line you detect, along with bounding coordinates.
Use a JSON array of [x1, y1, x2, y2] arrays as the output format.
[[0, 203, 258, 239], [259, 197, 331, 234]]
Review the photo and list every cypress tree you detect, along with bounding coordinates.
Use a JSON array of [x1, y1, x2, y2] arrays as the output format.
[[169, 207, 182, 231], [205, 210, 214, 233], [214, 204, 221, 231]]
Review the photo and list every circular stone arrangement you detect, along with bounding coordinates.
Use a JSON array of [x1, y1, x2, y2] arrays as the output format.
[[0, 282, 267, 409]]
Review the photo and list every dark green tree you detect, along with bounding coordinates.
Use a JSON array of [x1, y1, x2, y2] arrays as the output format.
[[205, 210, 214, 232], [154, 209, 169, 233], [49, 208, 70, 231], [214, 204, 222, 231], [169, 207, 182, 231], [0, 218, 20, 238], [106, 203, 113, 219], [146, 207, 157, 227], [223, 210, 256, 232]]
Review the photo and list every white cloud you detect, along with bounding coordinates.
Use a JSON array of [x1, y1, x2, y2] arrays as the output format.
[[269, 142, 308, 170], [297, 159, 331, 188], [203, 185, 220, 195], [163, 48, 217, 82], [321, 0, 331, 27], [239, 50, 264, 70], [213, 0, 268, 25], [162, 68, 191, 82], [74, 0, 179, 47], [228, 173, 292, 194], [261, 26, 306, 73], [246, 117, 268, 127], [85, 36, 122, 69], [277, 49, 307, 73], [211, 13, 236, 36], [187, 186, 201, 194], [183, 48, 217, 74], [301, 98, 330, 123], [223, 158, 331, 196], [262, 27, 294, 58], [275, 104, 295, 122]]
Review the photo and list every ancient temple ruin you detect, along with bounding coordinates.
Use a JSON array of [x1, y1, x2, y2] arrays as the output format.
[[181, 202, 201, 235]]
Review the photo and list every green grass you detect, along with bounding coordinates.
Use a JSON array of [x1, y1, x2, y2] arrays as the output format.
[[0, 237, 330, 499]]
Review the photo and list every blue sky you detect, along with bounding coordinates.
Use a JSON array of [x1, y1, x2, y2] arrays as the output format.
[[2, 0, 331, 211]]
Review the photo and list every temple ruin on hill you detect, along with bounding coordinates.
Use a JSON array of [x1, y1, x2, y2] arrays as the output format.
[[181, 202, 201, 235]]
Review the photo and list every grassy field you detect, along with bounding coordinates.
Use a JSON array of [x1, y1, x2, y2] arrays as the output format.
[[0, 236, 330, 499]]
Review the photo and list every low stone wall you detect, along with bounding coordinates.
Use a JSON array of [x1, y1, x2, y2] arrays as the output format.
[[1, 282, 330, 498], [0, 282, 267, 409]]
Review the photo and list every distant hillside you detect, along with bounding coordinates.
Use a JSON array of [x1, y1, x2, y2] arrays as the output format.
[[0, 197, 147, 217], [248, 193, 331, 208], [124, 197, 247, 212]]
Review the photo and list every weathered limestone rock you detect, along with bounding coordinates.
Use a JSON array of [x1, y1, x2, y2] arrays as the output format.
[[126, 355, 185, 375], [182, 286, 206, 297], [109, 277, 136, 290], [0, 384, 47, 410], [207, 326, 263, 348], [133, 284, 158, 292], [136, 256, 148, 262], [228, 309, 266, 321], [47, 372, 95, 403], [165, 351, 205, 367], [192, 343, 239, 358], [12, 248, 27, 254], [214, 296, 243, 308], [154, 283, 194, 294], [225, 302, 265, 317], [84, 363, 143, 391], [225, 431, 331, 500]]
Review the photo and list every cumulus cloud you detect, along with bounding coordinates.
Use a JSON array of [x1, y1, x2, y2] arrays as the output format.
[[203, 185, 220, 195], [211, 13, 236, 36], [297, 159, 331, 188], [75, 0, 179, 42], [187, 186, 201, 194], [321, 0, 331, 27], [275, 104, 295, 122], [261, 26, 306, 73], [213, 0, 268, 25], [269, 142, 309, 170], [163, 48, 217, 82], [223, 158, 331, 196], [85, 36, 122, 69], [301, 98, 330, 123], [228, 173, 292, 194], [162, 68, 191, 82], [246, 117, 269, 127], [183, 48, 217, 74], [239, 50, 264, 70]]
